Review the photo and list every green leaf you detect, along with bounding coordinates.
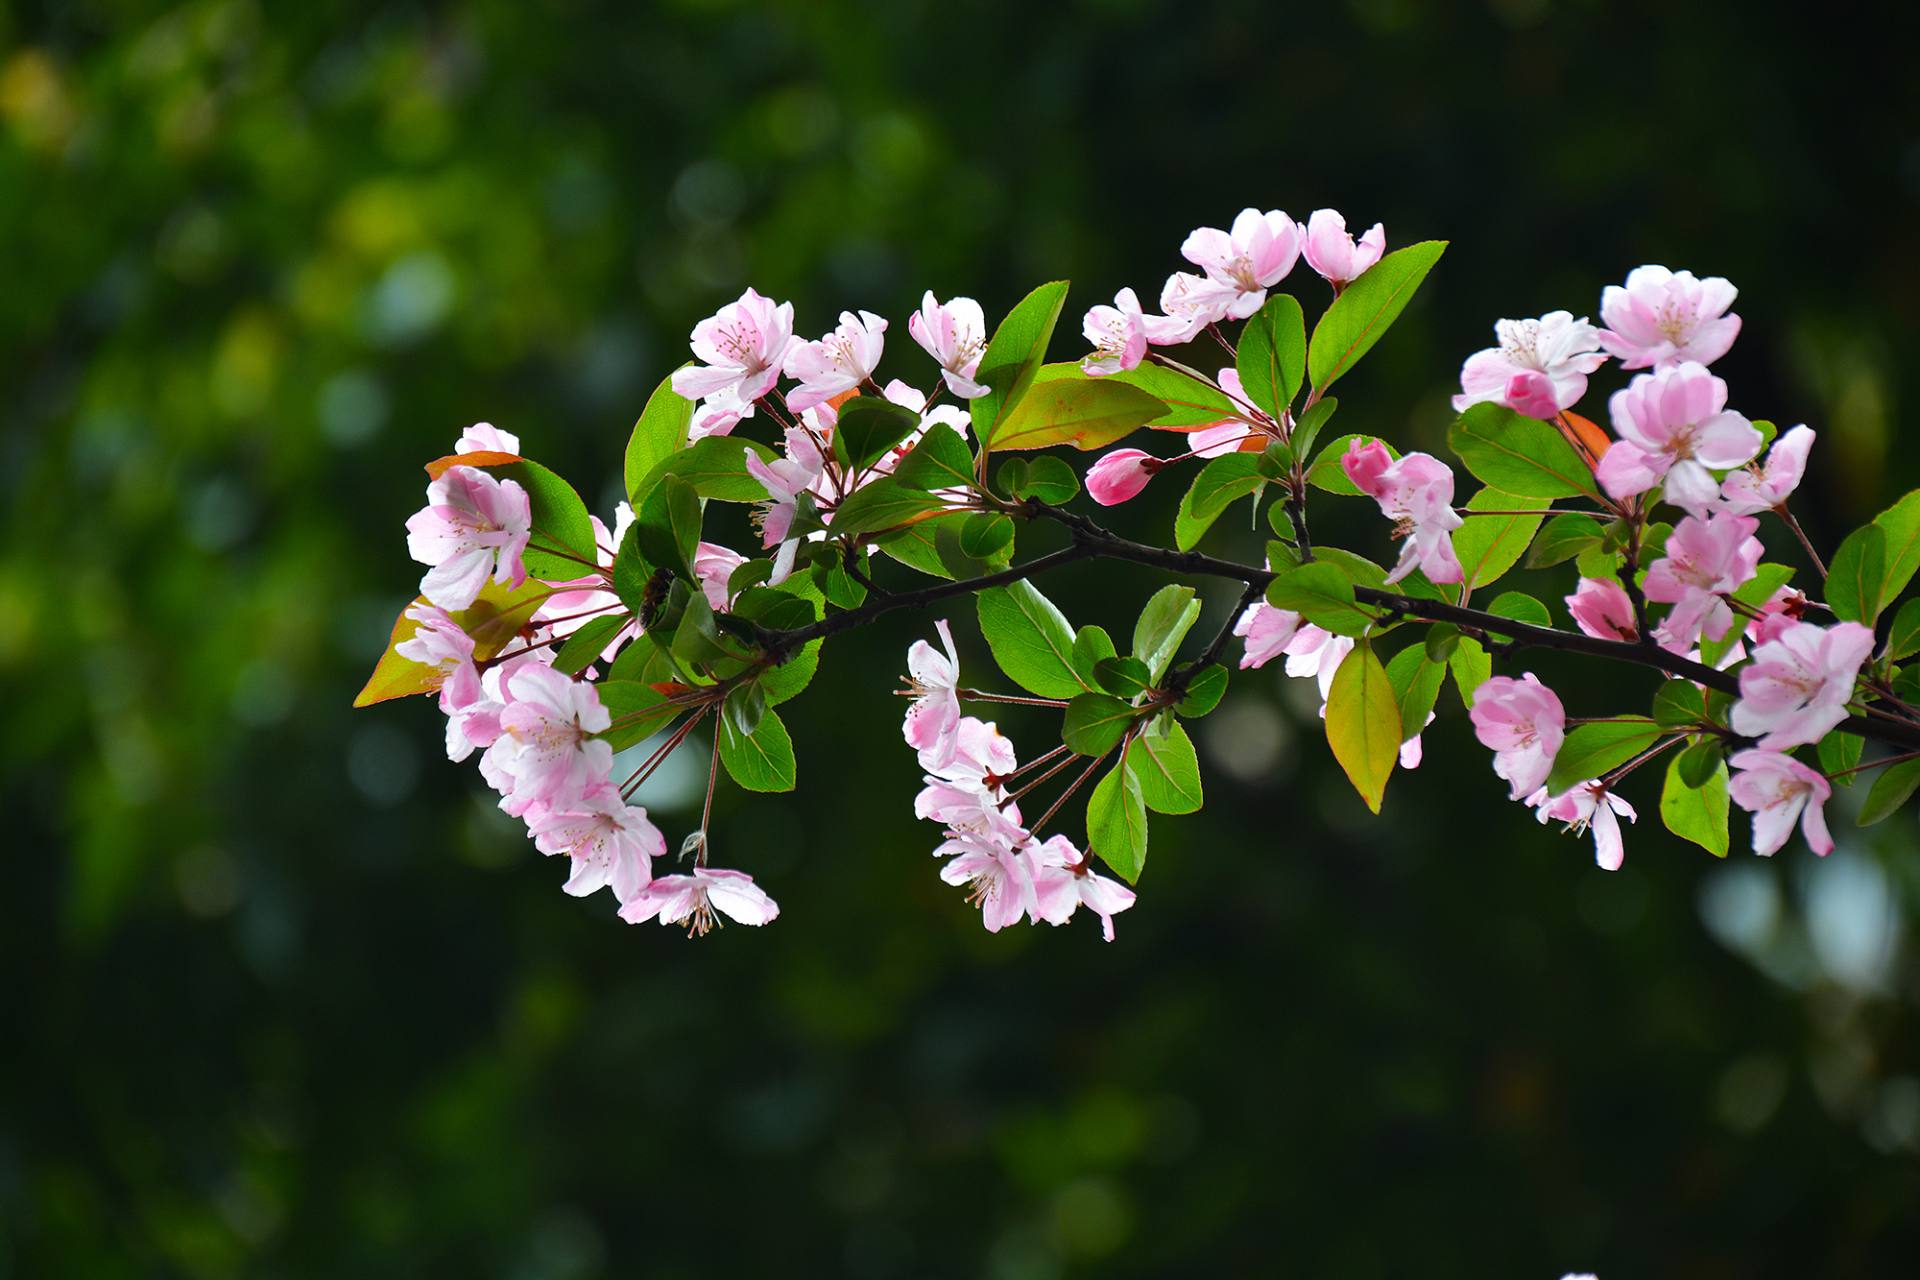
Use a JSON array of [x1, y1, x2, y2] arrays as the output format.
[[1174, 454, 1265, 551], [959, 512, 1015, 560], [1237, 293, 1305, 417], [1307, 434, 1397, 496], [1090, 363, 1237, 427], [1015, 455, 1081, 504], [625, 372, 694, 503], [987, 371, 1166, 452], [719, 707, 797, 792], [1290, 397, 1338, 461], [1448, 637, 1491, 709], [1872, 490, 1920, 608], [1265, 562, 1375, 638], [1678, 737, 1724, 789], [1325, 642, 1399, 813], [1128, 722, 1203, 814], [974, 281, 1070, 447], [1132, 584, 1203, 682], [1447, 402, 1600, 499], [1087, 759, 1149, 883], [892, 423, 976, 491], [1423, 623, 1460, 663], [1888, 598, 1920, 663], [1175, 663, 1228, 717], [1095, 656, 1153, 698], [1546, 720, 1663, 796], [722, 678, 768, 739], [1070, 624, 1118, 687], [1817, 729, 1864, 785], [551, 615, 627, 676], [1827, 523, 1888, 624], [1063, 693, 1136, 756], [828, 477, 947, 537], [637, 473, 702, 581], [1661, 751, 1729, 857], [637, 434, 780, 503], [977, 580, 1090, 698], [1527, 513, 1606, 569], [1307, 240, 1447, 391], [1451, 488, 1545, 595], [1858, 757, 1920, 826], [468, 457, 596, 580], [1485, 591, 1551, 632], [1385, 644, 1445, 744], [353, 579, 550, 707], [1652, 680, 1718, 731], [597, 680, 682, 753], [831, 396, 921, 470]]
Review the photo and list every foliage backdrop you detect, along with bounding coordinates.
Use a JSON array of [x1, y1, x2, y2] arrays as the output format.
[[6, 1, 1919, 1275]]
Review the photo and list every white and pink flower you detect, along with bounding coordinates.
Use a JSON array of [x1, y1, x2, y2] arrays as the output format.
[[1728, 749, 1834, 857], [1233, 602, 1303, 670], [1342, 439, 1464, 585], [1720, 425, 1815, 516], [783, 309, 887, 412], [909, 292, 990, 399], [1301, 209, 1385, 287], [1642, 512, 1763, 651], [1729, 621, 1875, 750], [405, 465, 533, 612], [528, 784, 666, 903], [1470, 674, 1567, 800], [902, 619, 965, 769], [1452, 312, 1607, 419], [671, 288, 796, 405], [1597, 266, 1741, 371], [1180, 208, 1302, 318], [1596, 363, 1761, 514], [618, 866, 780, 934]]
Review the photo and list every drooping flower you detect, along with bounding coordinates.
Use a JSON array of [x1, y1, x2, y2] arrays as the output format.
[[1595, 363, 1762, 513], [1470, 673, 1567, 800], [405, 465, 533, 611], [489, 662, 614, 812], [455, 422, 521, 455], [1232, 602, 1302, 670], [1537, 781, 1638, 871], [1081, 287, 1151, 376], [1565, 577, 1638, 642], [396, 602, 483, 713], [1086, 448, 1161, 506], [1341, 439, 1464, 585], [1729, 620, 1875, 749], [1641, 512, 1763, 651], [1143, 271, 1240, 346], [1720, 425, 1815, 515], [915, 717, 1021, 834], [670, 288, 796, 405], [691, 541, 747, 612], [528, 784, 666, 902], [743, 426, 826, 584], [902, 619, 964, 769], [908, 292, 990, 399], [1030, 834, 1137, 942], [782, 309, 888, 412], [1283, 625, 1355, 706], [1301, 209, 1385, 287], [1597, 266, 1742, 370], [618, 866, 780, 934], [1180, 208, 1302, 318], [935, 826, 1038, 933], [690, 387, 751, 441], [1451, 312, 1608, 418], [1728, 749, 1834, 857]]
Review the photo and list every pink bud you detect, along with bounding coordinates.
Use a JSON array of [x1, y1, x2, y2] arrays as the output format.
[[1504, 370, 1562, 421], [1086, 448, 1159, 506], [1340, 438, 1393, 499], [1565, 577, 1637, 641]]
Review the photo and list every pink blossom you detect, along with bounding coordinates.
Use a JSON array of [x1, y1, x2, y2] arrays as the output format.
[[1750, 587, 1808, 646], [782, 309, 887, 412], [1596, 363, 1761, 513], [1729, 620, 1875, 750], [1185, 368, 1264, 457], [1728, 749, 1834, 857], [1721, 425, 1815, 516], [1081, 287, 1150, 376], [405, 465, 533, 611], [902, 619, 964, 768], [1140, 271, 1240, 346], [1180, 208, 1302, 318], [670, 288, 796, 404], [935, 827, 1037, 933], [1451, 312, 1608, 418], [489, 662, 614, 812], [908, 292, 990, 399], [1470, 673, 1567, 800], [455, 422, 520, 455], [1537, 781, 1638, 871], [744, 426, 825, 583], [691, 387, 751, 440], [1086, 448, 1161, 506], [1301, 209, 1385, 286], [528, 784, 666, 902], [1598, 265, 1742, 370], [915, 717, 1021, 834], [1284, 625, 1355, 705], [396, 602, 483, 713], [1030, 834, 1137, 941], [618, 866, 780, 934], [535, 510, 637, 659], [1642, 512, 1763, 651], [1233, 602, 1302, 670], [692, 541, 747, 612], [1341, 440, 1464, 585], [1566, 577, 1638, 641]]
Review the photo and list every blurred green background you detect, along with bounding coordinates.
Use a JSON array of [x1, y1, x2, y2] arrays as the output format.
[[6, 1, 1919, 1275]]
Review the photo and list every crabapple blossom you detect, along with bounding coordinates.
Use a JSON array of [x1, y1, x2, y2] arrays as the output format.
[[1301, 209, 1385, 287], [1180, 208, 1302, 318], [1144, 271, 1239, 345], [396, 603, 482, 714], [1185, 368, 1265, 457], [1641, 512, 1763, 651], [405, 465, 533, 611], [1341, 439, 1464, 585], [1086, 448, 1161, 506], [1470, 674, 1567, 800], [455, 422, 520, 455], [1598, 265, 1741, 370], [902, 619, 964, 768], [743, 425, 826, 583], [1728, 749, 1834, 857], [935, 826, 1038, 933], [690, 387, 751, 440], [488, 662, 614, 812], [528, 784, 666, 902], [1081, 287, 1151, 376], [783, 309, 887, 411], [908, 292, 989, 398], [1720, 424, 1815, 515], [1537, 782, 1638, 871], [1031, 834, 1137, 941], [1729, 620, 1875, 750], [692, 541, 747, 612], [670, 288, 795, 404], [1565, 577, 1638, 642], [1595, 363, 1761, 514], [1749, 587, 1808, 645], [618, 866, 780, 934], [1233, 602, 1303, 670], [1283, 625, 1355, 705], [1451, 312, 1608, 418], [915, 718, 1021, 834]]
